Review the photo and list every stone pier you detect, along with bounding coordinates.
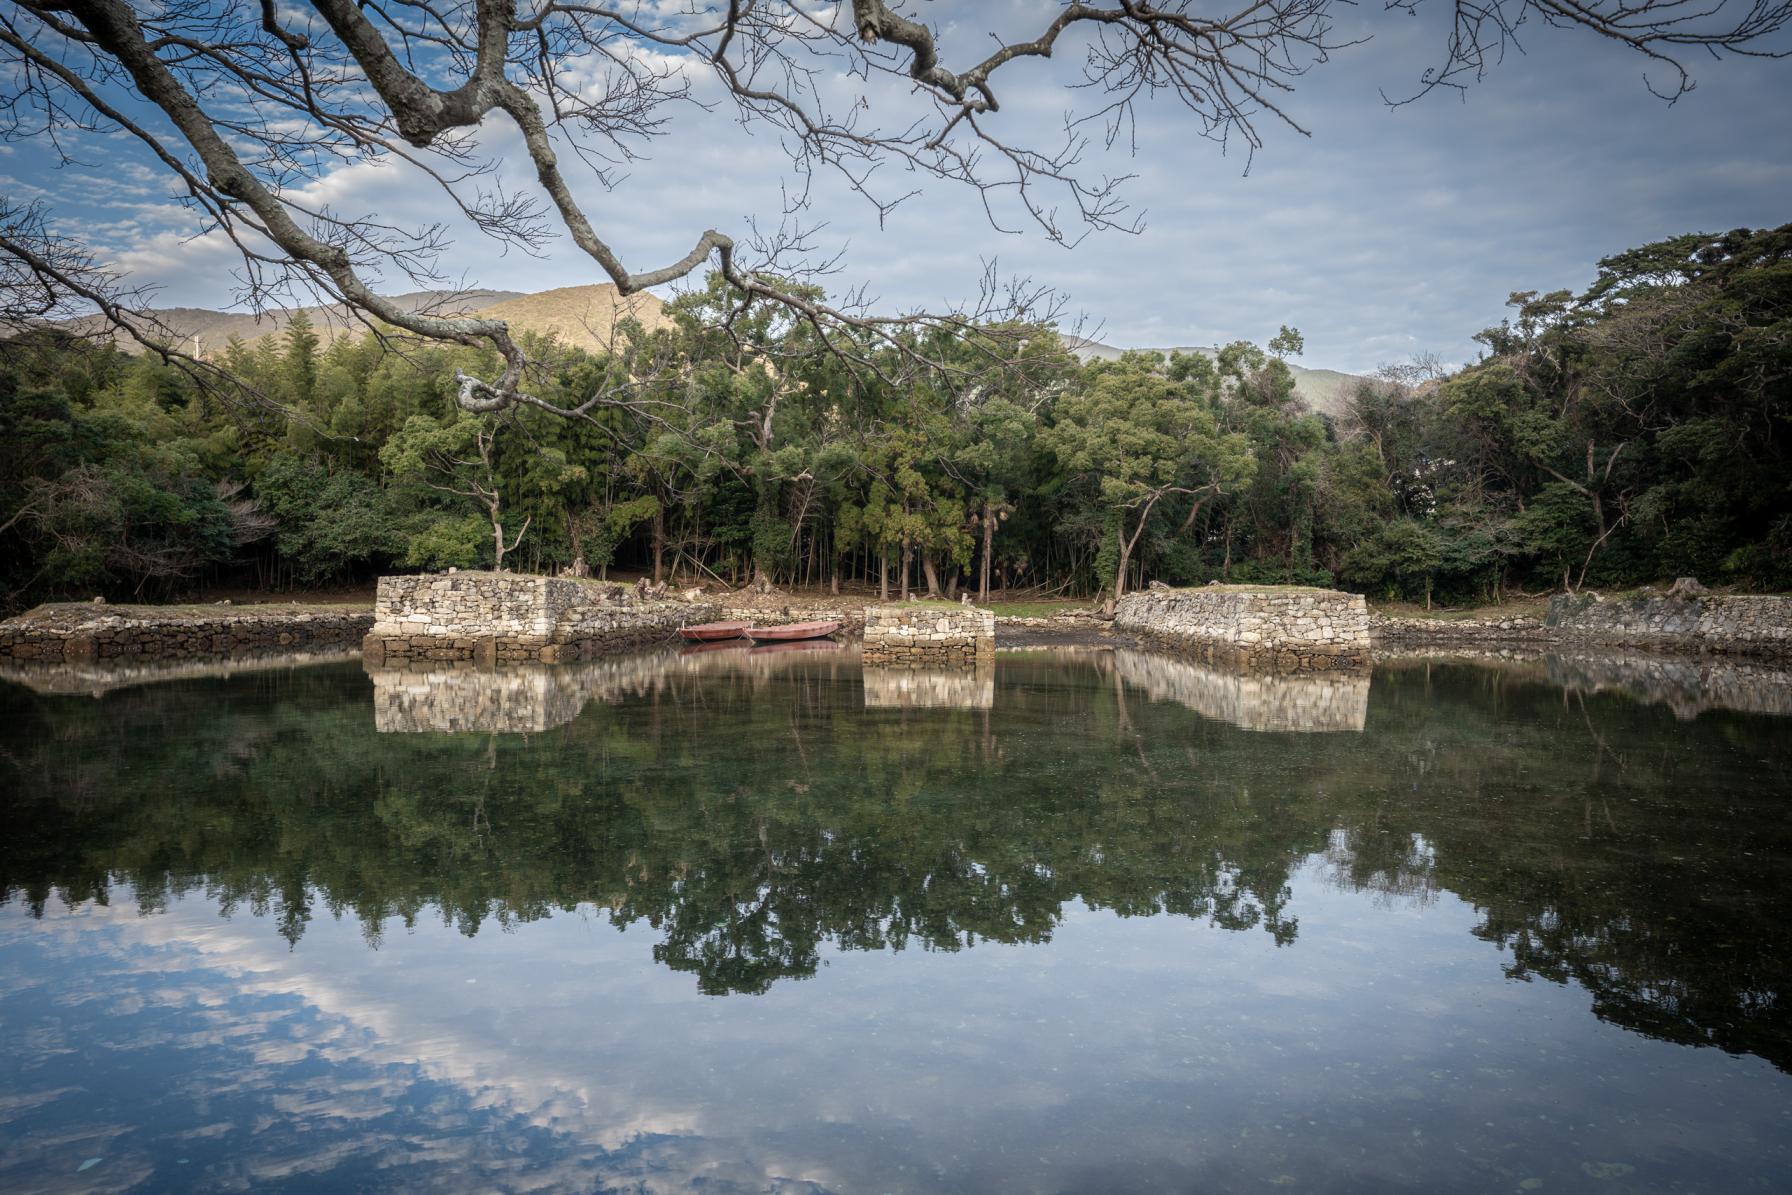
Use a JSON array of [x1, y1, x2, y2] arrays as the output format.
[[362, 572, 719, 663], [861, 604, 996, 665], [1114, 585, 1370, 668]]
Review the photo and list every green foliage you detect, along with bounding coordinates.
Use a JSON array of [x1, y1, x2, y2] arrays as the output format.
[[1, 227, 1787, 607], [255, 454, 405, 583], [402, 513, 488, 569]]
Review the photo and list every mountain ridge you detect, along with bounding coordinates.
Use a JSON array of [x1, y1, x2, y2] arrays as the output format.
[[1063, 335, 1364, 417], [45, 289, 1364, 416]]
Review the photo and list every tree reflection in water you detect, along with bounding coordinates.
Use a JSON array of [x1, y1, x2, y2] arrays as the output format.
[[2, 648, 1789, 1070]]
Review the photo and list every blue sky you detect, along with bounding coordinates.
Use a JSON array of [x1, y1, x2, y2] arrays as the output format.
[[6, 2, 1789, 374]]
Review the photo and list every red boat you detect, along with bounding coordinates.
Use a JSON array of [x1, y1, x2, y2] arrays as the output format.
[[745, 619, 842, 643], [678, 620, 751, 642]]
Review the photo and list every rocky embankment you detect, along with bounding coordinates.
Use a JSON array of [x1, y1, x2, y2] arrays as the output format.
[[0, 602, 372, 662], [1372, 589, 1792, 660]]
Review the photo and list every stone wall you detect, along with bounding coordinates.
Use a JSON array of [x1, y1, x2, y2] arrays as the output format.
[[861, 604, 995, 665], [363, 572, 719, 663], [0, 603, 371, 663], [1111, 647, 1368, 733], [1370, 614, 1551, 649], [1114, 586, 1371, 668], [1545, 592, 1792, 657]]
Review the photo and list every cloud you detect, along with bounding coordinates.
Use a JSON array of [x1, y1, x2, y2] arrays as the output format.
[[7, 10, 1789, 373]]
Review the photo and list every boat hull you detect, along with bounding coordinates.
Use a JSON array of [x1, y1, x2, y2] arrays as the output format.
[[678, 621, 751, 642], [744, 619, 842, 643]]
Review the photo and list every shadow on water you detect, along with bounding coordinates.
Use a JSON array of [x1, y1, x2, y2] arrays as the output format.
[[2, 644, 1790, 1074]]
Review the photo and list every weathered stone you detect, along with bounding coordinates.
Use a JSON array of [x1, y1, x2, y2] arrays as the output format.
[[861, 604, 995, 666], [1370, 593, 1792, 660], [362, 572, 720, 663], [1113, 587, 1371, 669]]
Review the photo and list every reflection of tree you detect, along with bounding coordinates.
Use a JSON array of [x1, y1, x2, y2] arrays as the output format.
[[2, 656, 1789, 1069]]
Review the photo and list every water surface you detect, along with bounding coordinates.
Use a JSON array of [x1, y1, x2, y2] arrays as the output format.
[[2, 646, 1789, 1193]]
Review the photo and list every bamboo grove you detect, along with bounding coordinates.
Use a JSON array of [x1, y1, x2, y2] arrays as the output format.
[[1, 225, 1787, 609]]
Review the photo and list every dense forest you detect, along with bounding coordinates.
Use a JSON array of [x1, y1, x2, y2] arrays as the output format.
[[1, 225, 1787, 611]]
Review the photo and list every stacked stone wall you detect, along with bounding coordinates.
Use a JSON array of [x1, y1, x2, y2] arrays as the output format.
[[1371, 614, 1547, 648], [861, 605, 995, 665], [1544, 592, 1792, 657], [0, 604, 371, 663], [1114, 586, 1370, 669], [363, 572, 719, 663]]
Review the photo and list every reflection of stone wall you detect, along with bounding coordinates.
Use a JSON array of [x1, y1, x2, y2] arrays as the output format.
[[1114, 587, 1370, 668], [364, 573, 719, 663], [368, 643, 861, 734], [1111, 648, 1369, 732], [1546, 592, 1792, 658], [0, 647, 360, 696], [863, 666, 994, 709], [1545, 653, 1792, 720], [862, 605, 995, 665], [0, 603, 371, 662], [370, 663, 588, 733]]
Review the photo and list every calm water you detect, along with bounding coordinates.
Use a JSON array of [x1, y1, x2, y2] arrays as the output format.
[[2, 645, 1790, 1193]]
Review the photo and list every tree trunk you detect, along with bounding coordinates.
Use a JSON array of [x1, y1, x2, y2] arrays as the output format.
[[879, 550, 889, 600], [900, 537, 912, 600], [921, 554, 942, 598], [979, 500, 994, 603], [651, 505, 665, 585]]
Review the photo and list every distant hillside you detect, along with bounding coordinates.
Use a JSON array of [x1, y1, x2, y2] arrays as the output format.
[[468, 284, 673, 354], [1063, 335, 1364, 418], [56, 289, 519, 355], [51, 283, 671, 358]]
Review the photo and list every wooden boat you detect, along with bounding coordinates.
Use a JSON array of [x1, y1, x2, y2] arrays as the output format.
[[678, 620, 751, 642], [744, 619, 842, 643]]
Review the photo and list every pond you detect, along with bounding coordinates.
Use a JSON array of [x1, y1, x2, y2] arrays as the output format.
[[2, 645, 1790, 1193]]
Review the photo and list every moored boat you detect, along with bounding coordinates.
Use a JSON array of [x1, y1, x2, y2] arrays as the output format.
[[744, 619, 842, 643], [678, 620, 751, 642]]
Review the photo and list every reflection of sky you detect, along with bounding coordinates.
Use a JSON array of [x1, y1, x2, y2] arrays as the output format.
[[4, 862, 1787, 1193]]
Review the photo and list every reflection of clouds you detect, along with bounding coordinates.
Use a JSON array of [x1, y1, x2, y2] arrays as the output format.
[[0, 902, 799, 1193], [6, 867, 1792, 1192]]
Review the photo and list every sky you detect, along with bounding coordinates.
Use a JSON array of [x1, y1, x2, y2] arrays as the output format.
[[6, 1, 1790, 375]]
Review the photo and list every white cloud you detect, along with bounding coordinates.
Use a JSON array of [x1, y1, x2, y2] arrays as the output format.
[[8, 10, 1789, 374]]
